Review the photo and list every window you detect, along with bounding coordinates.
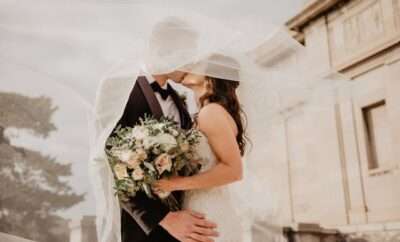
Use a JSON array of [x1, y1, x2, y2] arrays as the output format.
[[362, 100, 393, 171]]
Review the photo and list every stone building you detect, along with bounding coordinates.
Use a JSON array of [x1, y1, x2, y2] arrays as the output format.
[[256, 0, 400, 241]]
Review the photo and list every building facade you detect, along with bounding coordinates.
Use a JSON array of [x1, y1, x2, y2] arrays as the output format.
[[257, 0, 400, 240]]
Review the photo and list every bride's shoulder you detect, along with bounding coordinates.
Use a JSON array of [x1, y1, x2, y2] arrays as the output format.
[[197, 103, 232, 132], [198, 103, 228, 119]]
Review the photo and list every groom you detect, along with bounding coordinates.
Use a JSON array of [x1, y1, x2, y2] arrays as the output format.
[[116, 17, 218, 242]]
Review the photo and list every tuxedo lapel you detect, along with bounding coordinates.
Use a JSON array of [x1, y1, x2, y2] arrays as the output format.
[[137, 76, 163, 119]]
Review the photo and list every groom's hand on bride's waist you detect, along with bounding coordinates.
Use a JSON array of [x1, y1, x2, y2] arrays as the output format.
[[159, 210, 218, 242]]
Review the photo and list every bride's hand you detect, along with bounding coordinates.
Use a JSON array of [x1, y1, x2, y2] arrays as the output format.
[[153, 177, 181, 193]]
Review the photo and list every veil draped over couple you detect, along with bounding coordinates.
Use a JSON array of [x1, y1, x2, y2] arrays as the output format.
[[91, 16, 288, 242], [91, 11, 344, 241], [0, 1, 350, 242]]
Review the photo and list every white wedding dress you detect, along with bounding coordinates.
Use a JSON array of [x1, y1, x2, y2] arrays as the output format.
[[183, 132, 244, 242]]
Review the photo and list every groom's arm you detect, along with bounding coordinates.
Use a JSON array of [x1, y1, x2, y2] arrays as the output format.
[[126, 192, 170, 235], [126, 193, 218, 242]]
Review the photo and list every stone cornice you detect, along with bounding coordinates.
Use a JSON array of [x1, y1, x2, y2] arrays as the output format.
[[286, 0, 344, 30]]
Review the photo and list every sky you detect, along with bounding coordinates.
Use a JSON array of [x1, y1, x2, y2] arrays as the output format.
[[0, 0, 307, 220]]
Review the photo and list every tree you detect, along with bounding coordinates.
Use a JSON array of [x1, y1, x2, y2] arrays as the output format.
[[0, 92, 84, 242]]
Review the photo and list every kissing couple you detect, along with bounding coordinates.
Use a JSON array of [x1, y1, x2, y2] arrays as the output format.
[[93, 17, 248, 242]]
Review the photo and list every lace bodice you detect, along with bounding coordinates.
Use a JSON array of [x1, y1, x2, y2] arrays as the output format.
[[196, 132, 218, 172], [183, 131, 243, 242]]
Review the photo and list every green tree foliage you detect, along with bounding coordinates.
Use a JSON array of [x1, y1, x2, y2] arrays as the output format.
[[0, 92, 84, 242]]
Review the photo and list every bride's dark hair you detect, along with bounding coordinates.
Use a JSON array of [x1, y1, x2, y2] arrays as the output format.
[[198, 55, 249, 156]]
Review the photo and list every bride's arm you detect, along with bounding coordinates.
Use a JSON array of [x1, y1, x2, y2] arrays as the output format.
[[155, 104, 243, 192]]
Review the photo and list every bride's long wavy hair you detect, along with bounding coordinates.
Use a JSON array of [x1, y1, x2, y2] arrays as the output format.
[[198, 55, 249, 156]]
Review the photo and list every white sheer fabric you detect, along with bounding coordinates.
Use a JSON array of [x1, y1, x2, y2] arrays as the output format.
[[0, 1, 354, 242]]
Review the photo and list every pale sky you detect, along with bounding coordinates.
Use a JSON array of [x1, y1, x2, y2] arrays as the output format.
[[0, 0, 306, 220]]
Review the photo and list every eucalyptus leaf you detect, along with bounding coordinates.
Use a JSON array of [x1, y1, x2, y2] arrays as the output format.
[[143, 162, 156, 172], [142, 183, 154, 198]]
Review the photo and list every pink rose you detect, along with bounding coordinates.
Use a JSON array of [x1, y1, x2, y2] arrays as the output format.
[[131, 167, 144, 180], [154, 154, 172, 174]]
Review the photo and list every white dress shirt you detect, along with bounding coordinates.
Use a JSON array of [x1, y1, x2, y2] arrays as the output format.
[[144, 74, 181, 125]]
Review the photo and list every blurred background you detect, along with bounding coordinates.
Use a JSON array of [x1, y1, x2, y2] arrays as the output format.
[[1, 0, 400, 242]]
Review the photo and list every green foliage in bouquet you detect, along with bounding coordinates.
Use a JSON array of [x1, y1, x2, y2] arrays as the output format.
[[105, 116, 201, 210]]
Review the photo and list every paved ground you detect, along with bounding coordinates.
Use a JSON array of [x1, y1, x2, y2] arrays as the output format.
[[0, 232, 35, 242]]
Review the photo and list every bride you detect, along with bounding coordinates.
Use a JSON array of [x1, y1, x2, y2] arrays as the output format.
[[154, 59, 247, 242]]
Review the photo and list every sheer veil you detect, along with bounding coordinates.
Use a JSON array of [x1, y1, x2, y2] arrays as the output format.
[[0, 1, 354, 242]]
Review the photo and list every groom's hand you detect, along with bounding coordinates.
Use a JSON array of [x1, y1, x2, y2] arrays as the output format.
[[159, 210, 218, 242]]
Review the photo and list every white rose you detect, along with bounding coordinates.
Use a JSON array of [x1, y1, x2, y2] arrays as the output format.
[[131, 126, 148, 140], [143, 137, 156, 149], [114, 163, 129, 180], [117, 150, 135, 163], [156, 133, 177, 151], [154, 153, 173, 174], [131, 167, 144, 180], [170, 129, 179, 137]]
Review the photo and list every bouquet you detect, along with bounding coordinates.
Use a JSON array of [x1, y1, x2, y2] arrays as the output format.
[[106, 116, 201, 210]]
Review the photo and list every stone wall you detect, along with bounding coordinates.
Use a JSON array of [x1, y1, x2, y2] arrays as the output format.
[[267, 0, 400, 240]]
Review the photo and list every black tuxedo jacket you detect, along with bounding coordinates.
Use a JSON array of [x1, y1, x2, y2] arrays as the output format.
[[115, 76, 192, 242]]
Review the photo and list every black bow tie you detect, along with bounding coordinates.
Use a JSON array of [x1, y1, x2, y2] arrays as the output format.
[[151, 82, 173, 100]]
